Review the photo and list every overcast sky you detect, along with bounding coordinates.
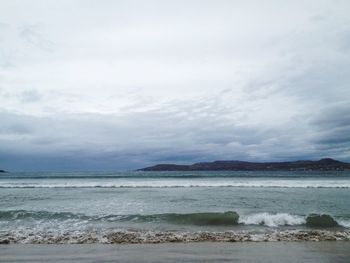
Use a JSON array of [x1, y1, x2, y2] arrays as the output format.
[[1, 0, 350, 171]]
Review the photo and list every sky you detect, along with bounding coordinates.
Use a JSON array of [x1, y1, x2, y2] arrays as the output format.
[[0, 0, 350, 171]]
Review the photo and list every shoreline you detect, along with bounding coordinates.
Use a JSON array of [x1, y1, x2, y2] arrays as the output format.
[[1, 242, 350, 263], [1, 229, 349, 244]]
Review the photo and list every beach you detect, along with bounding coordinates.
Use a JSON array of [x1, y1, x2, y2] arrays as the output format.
[[1, 242, 350, 263]]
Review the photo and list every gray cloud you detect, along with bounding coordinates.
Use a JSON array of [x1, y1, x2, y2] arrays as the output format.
[[0, 0, 349, 170], [310, 104, 350, 157], [20, 89, 42, 103], [0, 99, 344, 171]]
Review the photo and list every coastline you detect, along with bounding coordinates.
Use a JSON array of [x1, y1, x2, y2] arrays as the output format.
[[1, 242, 350, 263], [1, 229, 349, 244]]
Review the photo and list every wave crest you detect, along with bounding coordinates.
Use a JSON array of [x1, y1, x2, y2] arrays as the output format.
[[306, 214, 339, 227], [239, 213, 306, 227], [1, 178, 350, 188], [1, 210, 349, 228]]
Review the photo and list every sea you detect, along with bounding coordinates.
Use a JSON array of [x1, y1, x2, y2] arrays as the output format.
[[1, 171, 350, 244]]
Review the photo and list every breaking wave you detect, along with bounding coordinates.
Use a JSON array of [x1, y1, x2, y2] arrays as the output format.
[[1, 178, 350, 188], [239, 213, 306, 227], [1, 210, 349, 228]]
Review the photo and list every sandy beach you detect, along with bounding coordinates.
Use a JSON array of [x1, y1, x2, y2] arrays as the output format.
[[1, 242, 350, 263]]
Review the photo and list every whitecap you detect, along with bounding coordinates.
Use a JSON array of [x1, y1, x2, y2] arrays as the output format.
[[239, 213, 306, 227]]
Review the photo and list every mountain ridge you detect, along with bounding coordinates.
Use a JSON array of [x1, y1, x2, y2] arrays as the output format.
[[138, 158, 350, 171]]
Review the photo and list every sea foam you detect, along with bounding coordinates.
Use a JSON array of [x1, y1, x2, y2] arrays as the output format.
[[1, 229, 349, 244], [1, 178, 350, 188], [239, 213, 306, 227]]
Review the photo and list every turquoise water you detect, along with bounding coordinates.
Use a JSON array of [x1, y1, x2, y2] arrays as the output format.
[[1, 171, 350, 243]]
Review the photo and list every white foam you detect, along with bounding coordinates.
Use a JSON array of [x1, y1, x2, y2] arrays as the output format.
[[1, 178, 350, 188], [239, 213, 306, 227], [1, 229, 350, 244], [338, 220, 350, 228]]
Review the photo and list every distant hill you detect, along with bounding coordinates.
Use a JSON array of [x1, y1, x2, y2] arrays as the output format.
[[0, 169, 6, 173], [138, 158, 350, 171]]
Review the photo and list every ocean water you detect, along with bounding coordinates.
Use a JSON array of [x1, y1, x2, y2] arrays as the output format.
[[1, 171, 350, 243]]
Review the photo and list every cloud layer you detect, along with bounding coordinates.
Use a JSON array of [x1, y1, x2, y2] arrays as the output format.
[[0, 0, 350, 170]]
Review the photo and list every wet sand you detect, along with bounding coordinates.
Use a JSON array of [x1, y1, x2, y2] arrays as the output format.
[[1, 242, 350, 263]]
